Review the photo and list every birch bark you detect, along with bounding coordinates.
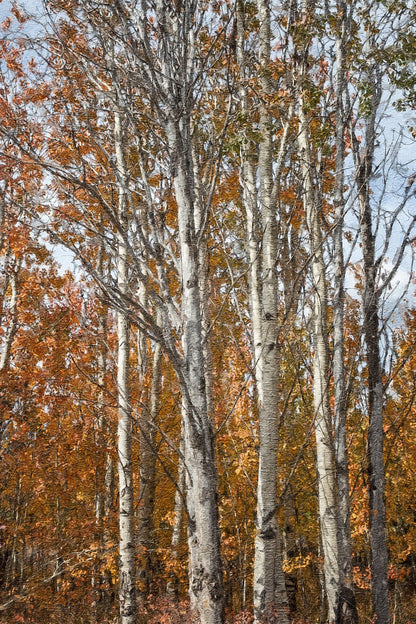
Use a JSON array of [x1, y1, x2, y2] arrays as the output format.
[[158, 3, 224, 620], [254, 1, 289, 621], [333, 5, 357, 621], [298, 73, 339, 624], [237, 2, 290, 619], [114, 107, 136, 624], [236, 0, 263, 409], [292, 3, 341, 618], [92, 2, 225, 620], [137, 338, 162, 595], [170, 128, 224, 622]]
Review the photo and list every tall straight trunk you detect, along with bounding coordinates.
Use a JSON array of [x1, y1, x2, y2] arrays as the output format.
[[298, 90, 339, 624], [294, 3, 340, 618], [236, 0, 263, 406], [97, 294, 115, 604], [333, 5, 357, 622], [92, 262, 114, 615], [253, 1, 289, 622], [94, 237, 108, 524], [360, 180, 389, 624], [136, 284, 150, 594], [351, 66, 389, 621], [193, 146, 214, 426], [114, 108, 136, 624], [237, 1, 289, 619], [168, 118, 224, 622], [166, 438, 186, 598], [137, 337, 162, 593], [152, 1, 223, 620], [189, 146, 221, 608], [94, 305, 107, 527]]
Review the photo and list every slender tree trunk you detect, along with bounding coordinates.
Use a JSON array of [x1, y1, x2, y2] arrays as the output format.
[[293, 2, 340, 617], [361, 192, 389, 624], [92, 274, 112, 617], [94, 296, 115, 606], [137, 337, 162, 594], [352, 103, 389, 624], [298, 89, 339, 624], [236, 0, 263, 408], [347, 21, 389, 613], [166, 438, 186, 598], [114, 108, 136, 624], [94, 309, 107, 525], [333, 5, 357, 622], [236, 3, 289, 620], [193, 145, 215, 426], [152, 2, 224, 620], [0, 259, 20, 372], [254, 1, 289, 621]]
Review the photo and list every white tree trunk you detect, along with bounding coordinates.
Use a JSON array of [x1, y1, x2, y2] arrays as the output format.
[[254, 1, 289, 619], [0, 259, 20, 372], [152, 2, 224, 620], [298, 102, 339, 624], [333, 6, 357, 621], [236, 0, 263, 407], [237, 2, 290, 620], [114, 108, 136, 624], [170, 131, 224, 622]]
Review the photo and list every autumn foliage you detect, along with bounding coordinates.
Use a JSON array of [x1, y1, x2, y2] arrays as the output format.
[[1, 1, 416, 624]]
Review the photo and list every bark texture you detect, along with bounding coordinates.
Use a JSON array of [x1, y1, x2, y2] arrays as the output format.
[[298, 84, 339, 624], [237, 2, 289, 621], [333, 5, 357, 622], [254, 1, 289, 620], [114, 108, 136, 624], [172, 133, 224, 623], [158, 5, 224, 620], [137, 337, 162, 594], [352, 87, 389, 624]]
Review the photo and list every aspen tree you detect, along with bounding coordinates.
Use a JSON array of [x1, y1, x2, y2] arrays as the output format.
[[349, 13, 389, 623], [332, 3, 357, 621], [236, 0, 291, 620], [137, 337, 162, 594], [114, 104, 136, 624], [295, 2, 339, 619], [347, 6, 415, 622], [105, 2, 226, 621], [254, 0, 290, 621], [92, 240, 115, 616]]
